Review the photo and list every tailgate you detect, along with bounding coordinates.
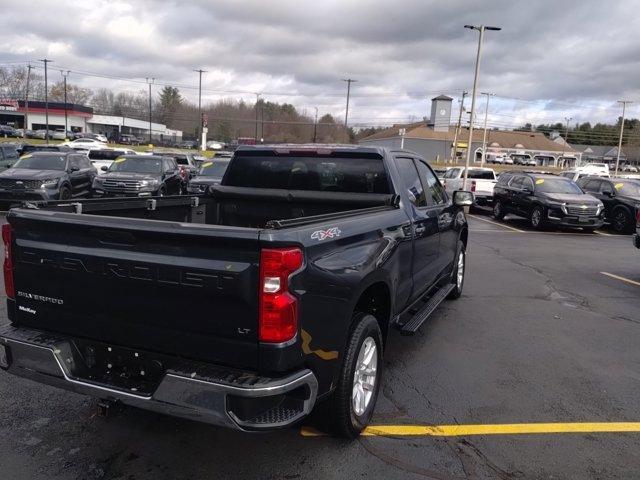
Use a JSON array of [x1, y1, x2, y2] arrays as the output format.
[[8, 210, 261, 369], [473, 180, 497, 196]]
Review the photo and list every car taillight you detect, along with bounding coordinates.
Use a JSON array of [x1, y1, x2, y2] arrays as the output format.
[[259, 247, 303, 343], [2, 224, 14, 299], [471, 180, 476, 192]]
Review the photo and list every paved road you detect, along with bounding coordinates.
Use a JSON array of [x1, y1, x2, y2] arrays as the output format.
[[0, 212, 639, 479]]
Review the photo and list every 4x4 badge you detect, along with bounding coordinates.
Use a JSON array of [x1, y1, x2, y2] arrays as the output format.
[[311, 227, 341, 241]]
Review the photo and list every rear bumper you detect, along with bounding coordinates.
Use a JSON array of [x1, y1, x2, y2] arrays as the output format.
[[0, 325, 317, 431]]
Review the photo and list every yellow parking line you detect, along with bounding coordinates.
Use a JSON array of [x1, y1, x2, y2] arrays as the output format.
[[600, 271, 640, 287], [467, 214, 525, 233], [301, 422, 640, 437]]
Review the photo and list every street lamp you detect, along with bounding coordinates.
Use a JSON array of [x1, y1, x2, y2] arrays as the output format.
[[462, 25, 501, 190], [146, 77, 154, 144], [60, 70, 70, 138], [615, 101, 632, 175], [480, 92, 495, 167], [560, 116, 572, 169]]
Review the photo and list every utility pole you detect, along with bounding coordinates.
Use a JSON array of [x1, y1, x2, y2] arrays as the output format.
[[451, 91, 467, 163], [313, 107, 318, 143], [146, 77, 154, 144], [560, 116, 572, 169], [254, 93, 262, 142], [39, 59, 52, 144], [399, 128, 406, 149], [60, 70, 70, 137], [24, 64, 32, 136], [615, 100, 632, 175], [480, 92, 495, 167], [342, 78, 357, 131], [462, 25, 501, 190], [194, 69, 206, 150]]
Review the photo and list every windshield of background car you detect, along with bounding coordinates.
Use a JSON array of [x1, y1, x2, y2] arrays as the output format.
[[198, 161, 229, 176], [534, 178, 583, 194], [467, 170, 496, 180], [224, 155, 390, 193], [614, 181, 640, 197], [108, 157, 162, 173], [14, 154, 66, 170]]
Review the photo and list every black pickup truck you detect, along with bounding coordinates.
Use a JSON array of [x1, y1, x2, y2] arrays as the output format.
[[0, 145, 471, 437]]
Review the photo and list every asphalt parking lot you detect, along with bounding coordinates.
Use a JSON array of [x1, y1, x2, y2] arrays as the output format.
[[0, 211, 638, 480]]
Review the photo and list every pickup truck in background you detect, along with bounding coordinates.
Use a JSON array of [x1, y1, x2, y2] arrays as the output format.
[[0, 145, 471, 438], [442, 167, 497, 209]]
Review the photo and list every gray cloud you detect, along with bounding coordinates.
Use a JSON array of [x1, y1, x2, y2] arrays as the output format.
[[1, 0, 639, 126]]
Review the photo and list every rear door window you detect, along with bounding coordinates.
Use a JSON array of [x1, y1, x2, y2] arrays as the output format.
[[509, 176, 524, 189], [581, 179, 601, 192]]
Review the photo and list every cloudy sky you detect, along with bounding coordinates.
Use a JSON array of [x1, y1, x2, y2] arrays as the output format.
[[1, 0, 639, 131]]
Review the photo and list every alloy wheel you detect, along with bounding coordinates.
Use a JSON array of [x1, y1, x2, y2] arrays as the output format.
[[352, 337, 378, 416]]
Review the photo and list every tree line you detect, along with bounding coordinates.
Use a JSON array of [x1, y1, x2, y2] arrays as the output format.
[[515, 119, 640, 146], [0, 65, 372, 143]]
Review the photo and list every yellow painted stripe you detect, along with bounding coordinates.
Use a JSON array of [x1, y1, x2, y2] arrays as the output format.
[[467, 214, 525, 233], [600, 271, 640, 287], [594, 230, 614, 236], [301, 422, 640, 437]]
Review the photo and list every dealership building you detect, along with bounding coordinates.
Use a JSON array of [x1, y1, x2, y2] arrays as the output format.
[[359, 96, 580, 167], [0, 99, 182, 142]]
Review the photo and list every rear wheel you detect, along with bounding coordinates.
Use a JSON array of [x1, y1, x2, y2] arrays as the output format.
[[320, 312, 382, 438], [530, 206, 546, 230], [493, 200, 505, 220]]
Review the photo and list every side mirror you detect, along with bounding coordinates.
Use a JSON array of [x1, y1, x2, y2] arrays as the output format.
[[101, 166, 109, 171], [6, 164, 11, 168], [69, 165, 80, 172], [603, 190, 614, 197], [453, 190, 474, 207], [523, 187, 533, 194]]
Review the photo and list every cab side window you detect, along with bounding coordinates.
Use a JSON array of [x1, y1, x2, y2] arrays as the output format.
[[396, 157, 427, 207], [509, 176, 524, 189], [581, 179, 601, 192], [68, 155, 81, 170], [415, 159, 446, 205], [600, 181, 614, 195], [522, 177, 534, 192]]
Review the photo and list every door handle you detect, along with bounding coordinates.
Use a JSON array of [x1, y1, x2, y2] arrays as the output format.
[[414, 225, 426, 235]]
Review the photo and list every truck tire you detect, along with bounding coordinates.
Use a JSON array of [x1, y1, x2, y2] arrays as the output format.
[[322, 312, 383, 438], [447, 240, 466, 299], [493, 200, 505, 220]]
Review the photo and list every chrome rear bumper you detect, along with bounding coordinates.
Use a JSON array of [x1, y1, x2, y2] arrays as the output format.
[[0, 324, 317, 431]]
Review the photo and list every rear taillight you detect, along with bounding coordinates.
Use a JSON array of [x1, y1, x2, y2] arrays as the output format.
[[470, 180, 476, 192], [259, 247, 303, 343], [2, 224, 14, 299]]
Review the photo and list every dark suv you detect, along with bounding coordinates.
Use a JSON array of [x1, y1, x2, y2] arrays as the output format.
[[92, 155, 183, 197], [187, 158, 231, 193], [0, 151, 96, 201], [493, 173, 604, 231], [577, 176, 640, 233]]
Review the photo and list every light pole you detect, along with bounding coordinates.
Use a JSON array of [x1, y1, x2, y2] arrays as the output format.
[[451, 91, 467, 163], [615, 100, 632, 175], [462, 25, 501, 190], [146, 77, 154, 144], [342, 78, 357, 132], [313, 107, 318, 143], [39, 59, 52, 145], [480, 92, 495, 167], [254, 93, 262, 142], [24, 64, 32, 136], [60, 70, 70, 137], [399, 128, 406, 149], [194, 69, 206, 150], [560, 116, 572, 169]]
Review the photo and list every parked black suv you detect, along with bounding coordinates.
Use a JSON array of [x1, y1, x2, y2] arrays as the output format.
[[0, 151, 96, 202], [92, 155, 183, 197], [577, 177, 640, 233], [493, 173, 604, 231], [20, 144, 73, 155], [187, 158, 231, 193]]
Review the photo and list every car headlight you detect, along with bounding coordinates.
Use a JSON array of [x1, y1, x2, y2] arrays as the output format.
[[40, 178, 60, 189], [547, 201, 566, 213], [92, 177, 104, 188], [597, 203, 604, 215], [139, 179, 159, 189]]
